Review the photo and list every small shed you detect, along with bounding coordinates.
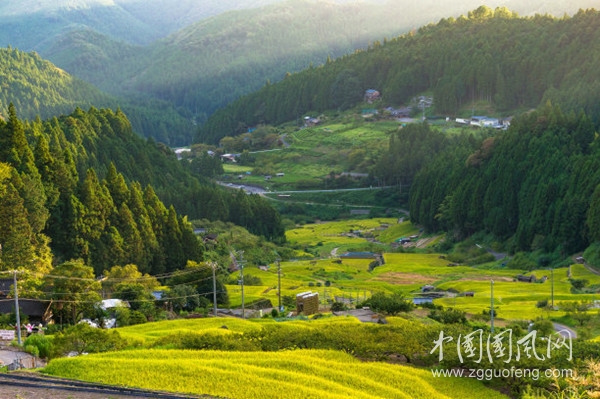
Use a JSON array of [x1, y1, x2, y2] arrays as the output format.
[[296, 291, 319, 315], [421, 285, 435, 293], [516, 274, 536, 283]]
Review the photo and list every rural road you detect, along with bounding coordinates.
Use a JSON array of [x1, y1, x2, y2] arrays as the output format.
[[552, 322, 577, 339]]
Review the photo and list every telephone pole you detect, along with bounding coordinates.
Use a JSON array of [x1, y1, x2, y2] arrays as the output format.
[[551, 267, 554, 309], [210, 262, 218, 317], [14, 270, 21, 345], [490, 280, 495, 334], [237, 251, 245, 319], [276, 258, 282, 312]]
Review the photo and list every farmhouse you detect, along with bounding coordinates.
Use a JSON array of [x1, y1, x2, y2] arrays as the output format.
[[220, 153, 239, 163], [421, 284, 435, 293], [364, 89, 381, 103], [0, 279, 53, 324], [455, 116, 509, 129], [303, 116, 320, 127], [471, 116, 500, 127], [413, 297, 434, 305]]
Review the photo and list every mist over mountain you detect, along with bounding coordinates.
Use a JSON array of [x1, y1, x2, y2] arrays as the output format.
[[0, 0, 284, 48]]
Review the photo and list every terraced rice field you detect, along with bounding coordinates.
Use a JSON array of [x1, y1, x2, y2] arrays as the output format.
[[43, 349, 508, 399]]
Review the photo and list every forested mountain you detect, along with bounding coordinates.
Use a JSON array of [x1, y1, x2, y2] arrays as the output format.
[[7, 0, 596, 145], [0, 46, 193, 146], [197, 7, 600, 144], [0, 47, 114, 120], [0, 0, 284, 48], [0, 100, 284, 278], [408, 103, 597, 256]]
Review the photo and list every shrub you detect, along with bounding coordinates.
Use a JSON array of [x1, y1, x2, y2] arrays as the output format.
[[129, 311, 148, 325], [507, 252, 536, 271], [115, 307, 131, 327], [25, 344, 39, 357], [535, 299, 549, 309], [23, 334, 52, 359], [428, 308, 467, 324], [362, 292, 414, 315], [531, 318, 554, 336], [330, 302, 347, 312], [570, 278, 588, 290], [51, 323, 127, 358]]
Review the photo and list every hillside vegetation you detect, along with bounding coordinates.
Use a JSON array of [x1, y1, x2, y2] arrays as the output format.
[[0, 101, 285, 281], [198, 7, 600, 143], [0, 46, 193, 145], [0, 0, 284, 47], [1, 2, 598, 144]]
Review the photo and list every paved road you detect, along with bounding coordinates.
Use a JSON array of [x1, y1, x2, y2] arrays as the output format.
[[552, 322, 577, 339]]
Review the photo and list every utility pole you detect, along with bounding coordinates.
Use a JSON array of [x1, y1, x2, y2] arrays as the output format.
[[14, 270, 21, 345], [238, 252, 245, 319], [551, 267, 554, 309], [490, 280, 494, 334], [210, 262, 218, 317], [276, 258, 282, 313]]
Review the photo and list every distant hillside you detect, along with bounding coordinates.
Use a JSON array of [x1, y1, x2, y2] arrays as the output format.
[[0, 0, 284, 48], [197, 7, 600, 143], [0, 46, 193, 146], [0, 46, 115, 119]]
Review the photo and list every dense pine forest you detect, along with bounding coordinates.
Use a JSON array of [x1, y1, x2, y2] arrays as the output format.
[[403, 104, 596, 256], [197, 7, 600, 143], [0, 97, 285, 281]]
